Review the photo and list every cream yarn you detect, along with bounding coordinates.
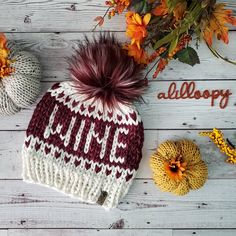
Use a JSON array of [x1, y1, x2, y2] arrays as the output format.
[[0, 42, 41, 115]]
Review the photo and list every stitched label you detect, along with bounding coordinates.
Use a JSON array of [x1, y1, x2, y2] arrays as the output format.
[[97, 191, 108, 205]]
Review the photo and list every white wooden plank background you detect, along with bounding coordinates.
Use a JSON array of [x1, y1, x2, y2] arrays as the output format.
[[0, 0, 235, 32], [0, 179, 236, 227], [1, 229, 236, 236], [5, 32, 236, 81], [0, 0, 236, 235]]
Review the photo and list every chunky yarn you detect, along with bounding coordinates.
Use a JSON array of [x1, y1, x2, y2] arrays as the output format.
[[0, 40, 41, 115], [150, 140, 208, 196], [22, 34, 145, 210]]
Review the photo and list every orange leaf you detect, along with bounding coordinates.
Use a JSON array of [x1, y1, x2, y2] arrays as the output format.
[[153, 58, 168, 79], [152, 0, 168, 16], [0, 33, 14, 79], [0, 33, 7, 48], [203, 3, 235, 45], [123, 43, 149, 64], [94, 16, 104, 26], [173, 1, 187, 21], [203, 30, 213, 46], [228, 15, 236, 26], [125, 12, 150, 49]]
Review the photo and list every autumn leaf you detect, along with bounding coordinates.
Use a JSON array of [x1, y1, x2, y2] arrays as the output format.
[[0, 33, 14, 79], [153, 0, 187, 20], [203, 3, 236, 45], [153, 58, 168, 78], [0, 33, 7, 49], [126, 12, 151, 49], [123, 43, 149, 64], [0, 33, 8, 59], [152, 0, 168, 16], [94, 16, 104, 26], [173, 1, 187, 20]]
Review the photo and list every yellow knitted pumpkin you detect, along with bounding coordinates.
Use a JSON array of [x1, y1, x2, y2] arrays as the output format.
[[150, 140, 208, 196]]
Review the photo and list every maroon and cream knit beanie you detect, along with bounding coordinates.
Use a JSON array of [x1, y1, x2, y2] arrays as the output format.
[[22, 35, 147, 209]]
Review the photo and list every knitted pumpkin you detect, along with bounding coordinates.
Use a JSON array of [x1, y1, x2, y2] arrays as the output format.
[[0, 34, 41, 115], [150, 140, 208, 196]]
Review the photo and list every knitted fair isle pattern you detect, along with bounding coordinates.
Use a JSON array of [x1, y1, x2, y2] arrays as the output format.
[[22, 82, 144, 209], [0, 43, 41, 116]]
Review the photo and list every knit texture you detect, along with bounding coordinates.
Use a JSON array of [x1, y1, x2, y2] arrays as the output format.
[[22, 82, 144, 209], [150, 140, 208, 196], [0, 42, 41, 115]]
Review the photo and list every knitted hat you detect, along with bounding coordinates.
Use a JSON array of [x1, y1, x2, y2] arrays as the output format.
[[0, 34, 41, 115], [22, 35, 147, 209]]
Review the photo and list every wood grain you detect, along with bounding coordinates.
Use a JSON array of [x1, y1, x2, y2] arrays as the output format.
[[0, 179, 236, 228], [1, 130, 236, 180], [0, 80, 235, 130], [4, 229, 236, 236], [0, 230, 7, 236], [5, 32, 236, 81], [0, 0, 235, 32], [173, 230, 236, 236], [6, 229, 172, 236]]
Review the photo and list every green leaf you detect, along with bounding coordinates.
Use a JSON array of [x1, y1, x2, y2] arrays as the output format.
[[169, 36, 179, 54], [166, 0, 179, 12], [133, 0, 146, 14], [176, 47, 200, 66], [142, 1, 152, 14], [153, 3, 202, 50], [133, 0, 145, 13], [132, 0, 152, 14]]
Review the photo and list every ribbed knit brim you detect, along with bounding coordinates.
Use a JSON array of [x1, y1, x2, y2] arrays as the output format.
[[22, 82, 144, 209], [22, 142, 133, 209]]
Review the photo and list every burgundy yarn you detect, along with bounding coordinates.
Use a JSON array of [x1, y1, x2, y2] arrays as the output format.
[[69, 34, 147, 109]]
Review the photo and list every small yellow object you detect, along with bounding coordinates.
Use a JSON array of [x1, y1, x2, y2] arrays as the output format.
[[0, 33, 14, 79], [199, 128, 236, 164], [150, 140, 208, 196]]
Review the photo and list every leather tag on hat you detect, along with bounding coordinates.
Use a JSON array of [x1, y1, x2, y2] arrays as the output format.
[[97, 191, 108, 205]]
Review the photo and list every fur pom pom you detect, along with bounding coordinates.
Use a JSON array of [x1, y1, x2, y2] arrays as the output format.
[[69, 34, 147, 109]]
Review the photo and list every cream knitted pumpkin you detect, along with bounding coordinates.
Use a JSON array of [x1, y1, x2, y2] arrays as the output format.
[[0, 41, 41, 115]]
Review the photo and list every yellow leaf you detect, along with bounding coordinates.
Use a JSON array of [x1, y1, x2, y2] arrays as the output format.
[[134, 13, 142, 25], [143, 13, 151, 26]]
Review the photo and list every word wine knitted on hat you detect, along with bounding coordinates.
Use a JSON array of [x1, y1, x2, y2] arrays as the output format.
[[43, 103, 129, 164]]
